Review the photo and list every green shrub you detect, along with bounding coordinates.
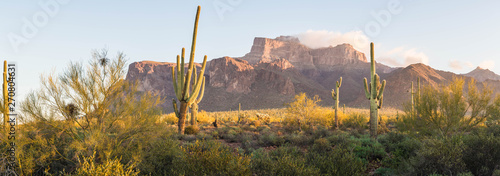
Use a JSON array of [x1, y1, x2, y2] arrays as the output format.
[[251, 148, 320, 176], [138, 136, 181, 175], [307, 146, 365, 176], [184, 125, 200, 135], [172, 141, 251, 175], [343, 112, 368, 130], [352, 136, 386, 162], [284, 133, 314, 146], [258, 133, 285, 147], [410, 136, 467, 175], [326, 132, 360, 150], [463, 133, 500, 176]]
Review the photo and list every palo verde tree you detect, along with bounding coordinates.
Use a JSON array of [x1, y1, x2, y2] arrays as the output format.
[[331, 77, 342, 129], [19, 49, 162, 168], [401, 77, 495, 136], [171, 6, 207, 134], [363, 42, 386, 138]]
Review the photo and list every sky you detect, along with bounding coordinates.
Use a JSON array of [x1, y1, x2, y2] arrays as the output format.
[[1, 0, 500, 103]]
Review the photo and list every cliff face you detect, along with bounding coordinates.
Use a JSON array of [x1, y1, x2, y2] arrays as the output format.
[[126, 36, 500, 112], [208, 57, 256, 93], [241, 36, 367, 70]]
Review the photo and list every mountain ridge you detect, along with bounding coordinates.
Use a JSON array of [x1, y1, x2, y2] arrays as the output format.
[[125, 36, 500, 112]]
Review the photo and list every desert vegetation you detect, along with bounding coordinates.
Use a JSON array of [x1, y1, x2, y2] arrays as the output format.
[[2, 5, 500, 176]]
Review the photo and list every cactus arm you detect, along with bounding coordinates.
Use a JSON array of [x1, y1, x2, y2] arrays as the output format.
[[378, 95, 384, 109], [172, 99, 180, 118], [363, 78, 370, 99], [188, 55, 207, 102], [195, 77, 205, 104], [331, 89, 336, 100], [337, 77, 342, 87], [187, 74, 205, 104], [171, 67, 180, 99], [180, 48, 185, 96], [377, 80, 386, 100], [192, 65, 197, 93]]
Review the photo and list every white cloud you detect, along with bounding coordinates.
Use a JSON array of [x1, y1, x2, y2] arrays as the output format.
[[295, 30, 371, 54], [449, 60, 474, 71], [479, 60, 495, 70], [295, 30, 429, 67], [378, 47, 429, 67]]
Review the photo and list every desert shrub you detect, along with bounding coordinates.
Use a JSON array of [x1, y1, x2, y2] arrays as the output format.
[[285, 93, 321, 132], [284, 133, 314, 146], [326, 132, 361, 151], [184, 125, 200, 135], [250, 147, 320, 176], [160, 113, 178, 124], [343, 112, 369, 130], [173, 140, 251, 175], [249, 119, 262, 127], [486, 94, 500, 126], [138, 137, 181, 175], [195, 132, 213, 140], [74, 151, 139, 176], [258, 132, 285, 147], [307, 147, 366, 176], [196, 110, 213, 124], [312, 125, 332, 139], [310, 138, 331, 152], [352, 136, 386, 163], [462, 133, 500, 176], [410, 136, 467, 176], [399, 78, 493, 136], [378, 132, 422, 174]]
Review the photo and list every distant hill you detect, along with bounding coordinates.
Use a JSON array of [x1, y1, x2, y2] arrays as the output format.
[[126, 36, 500, 112], [463, 67, 500, 82]]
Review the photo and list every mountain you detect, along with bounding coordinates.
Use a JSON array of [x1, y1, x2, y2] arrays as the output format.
[[464, 67, 500, 82], [125, 36, 500, 112]]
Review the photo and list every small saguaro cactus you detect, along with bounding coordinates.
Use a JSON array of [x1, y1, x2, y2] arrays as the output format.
[[189, 66, 205, 126], [331, 77, 342, 129], [171, 6, 207, 134], [3, 61, 9, 133], [363, 42, 386, 138]]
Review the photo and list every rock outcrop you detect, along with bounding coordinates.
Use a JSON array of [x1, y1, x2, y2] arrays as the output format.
[[240, 36, 367, 69]]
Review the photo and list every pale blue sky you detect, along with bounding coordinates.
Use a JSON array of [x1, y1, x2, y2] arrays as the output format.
[[1, 0, 499, 102]]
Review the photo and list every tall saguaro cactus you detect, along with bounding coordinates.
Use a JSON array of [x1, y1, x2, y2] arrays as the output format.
[[3, 61, 8, 133], [331, 77, 342, 129], [171, 6, 207, 134], [363, 42, 386, 138]]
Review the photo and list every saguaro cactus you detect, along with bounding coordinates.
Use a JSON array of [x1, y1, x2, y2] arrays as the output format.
[[331, 77, 342, 129], [363, 42, 386, 138], [3, 61, 8, 132], [189, 66, 205, 126], [171, 6, 207, 134]]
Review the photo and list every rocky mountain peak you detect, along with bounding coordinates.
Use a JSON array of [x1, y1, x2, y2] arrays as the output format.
[[464, 66, 500, 82]]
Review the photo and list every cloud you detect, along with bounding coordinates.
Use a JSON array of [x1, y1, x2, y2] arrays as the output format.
[[295, 30, 429, 67], [295, 30, 371, 54], [378, 47, 429, 67], [449, 60, 473, 71], [479, 60, 495, 70]]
